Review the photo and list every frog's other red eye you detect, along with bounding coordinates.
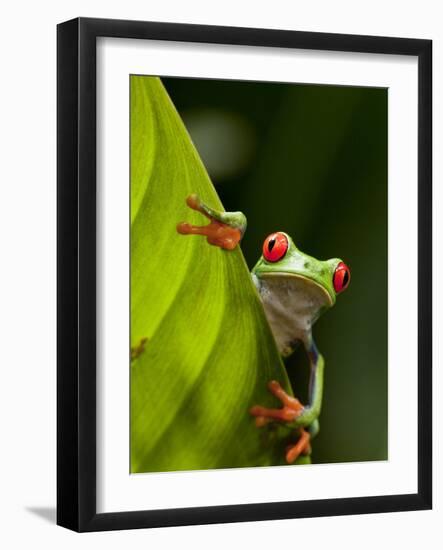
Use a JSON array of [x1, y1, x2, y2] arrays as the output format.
[[263, 232, 289, 262], [333, 262, 351, 293]]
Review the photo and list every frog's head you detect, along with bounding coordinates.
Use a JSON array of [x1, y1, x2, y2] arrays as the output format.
[[252, 231, 351, 310]]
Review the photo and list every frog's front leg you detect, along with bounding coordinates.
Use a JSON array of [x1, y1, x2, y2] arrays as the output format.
[[250, 339, 324, 464], [249, 380, 311, 463], [177, 194, 247, 250], [294, 339, 325, 428]]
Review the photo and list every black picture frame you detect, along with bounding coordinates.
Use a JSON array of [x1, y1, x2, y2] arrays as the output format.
[[57, 17, 432, 532]]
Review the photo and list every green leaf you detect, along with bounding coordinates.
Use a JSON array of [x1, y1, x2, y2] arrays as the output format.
[[130, 76, 308, 472]]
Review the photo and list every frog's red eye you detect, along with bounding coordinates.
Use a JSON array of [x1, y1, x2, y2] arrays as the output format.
[[333, 262, 351, 293], [263, 232, 288, 262]]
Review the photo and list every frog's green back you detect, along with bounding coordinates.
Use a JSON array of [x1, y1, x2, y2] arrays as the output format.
[[130, 76, 308, 472]]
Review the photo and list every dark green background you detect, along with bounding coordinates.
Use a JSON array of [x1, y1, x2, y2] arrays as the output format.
[[163, 77, 388, 464]]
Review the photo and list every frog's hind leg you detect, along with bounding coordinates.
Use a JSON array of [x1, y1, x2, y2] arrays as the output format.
[[250, 380, 314, 463], [285, 428, 312, 464], [285, 421, 319, 463], [177, 194, 247, 251], [308, 419, 320, 440]]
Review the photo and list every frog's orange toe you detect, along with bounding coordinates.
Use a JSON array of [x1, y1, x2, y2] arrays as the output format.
[[285, 428, 311, 464], [176, 222, 193, 234], [250, 381, 304, 426], [177, 218, 242, 250], [207, 226, 242, 250], [254, 416, 272, 427], [267, 380, 304, 413], [249, 404, 300, 423], [186, 194, 201, 211]]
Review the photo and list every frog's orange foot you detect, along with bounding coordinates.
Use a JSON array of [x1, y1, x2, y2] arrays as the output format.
[[176, 194, 243, 251], [177, 220, 241, 250], [249, 380, 304, 427], [285, 428, 311, 464]]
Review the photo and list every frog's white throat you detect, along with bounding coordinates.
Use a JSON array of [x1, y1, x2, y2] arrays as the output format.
[[253, 272, 331, 357]]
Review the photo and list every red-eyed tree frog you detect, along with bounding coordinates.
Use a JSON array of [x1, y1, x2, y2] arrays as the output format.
[[175, 194, 351, 464]]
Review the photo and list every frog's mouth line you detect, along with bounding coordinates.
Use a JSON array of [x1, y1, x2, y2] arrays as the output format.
[[259, 271, 334, 307]]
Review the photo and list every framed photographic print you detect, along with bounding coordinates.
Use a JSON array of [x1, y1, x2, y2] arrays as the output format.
[[57, 17, 432, 531]]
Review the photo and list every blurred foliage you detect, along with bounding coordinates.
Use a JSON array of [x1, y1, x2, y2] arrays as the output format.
[[163, 77, 388, 464], [130, 76, 310, 474]]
